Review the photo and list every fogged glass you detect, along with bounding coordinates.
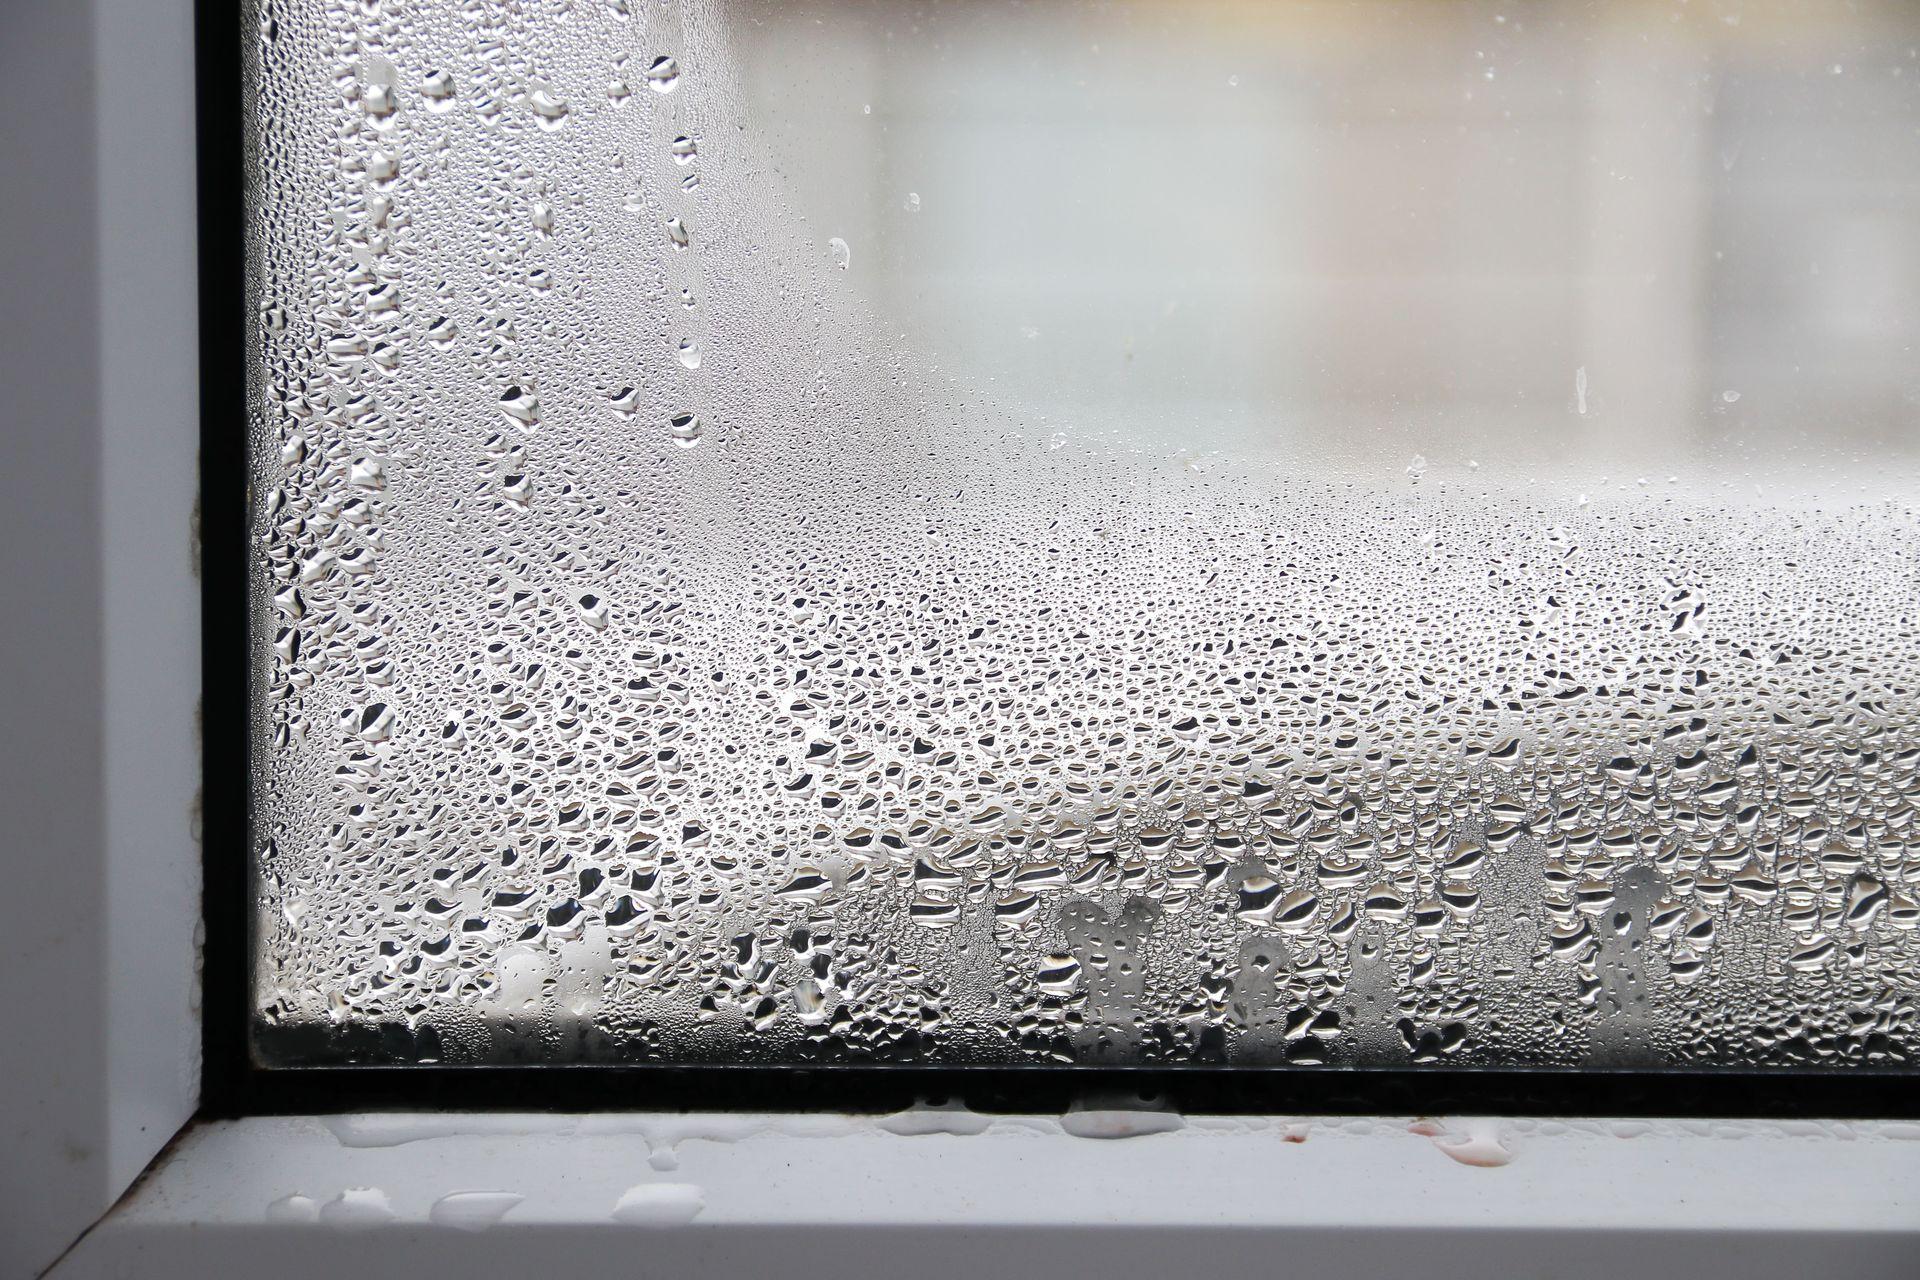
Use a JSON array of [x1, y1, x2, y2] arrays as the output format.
[[248, 0, 1920, 1069]]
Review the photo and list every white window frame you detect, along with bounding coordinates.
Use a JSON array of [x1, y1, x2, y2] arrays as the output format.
[[4, 1, 1917, 1276]]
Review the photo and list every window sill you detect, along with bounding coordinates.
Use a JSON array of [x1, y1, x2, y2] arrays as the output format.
[[53, 1111, 1920, 1278]]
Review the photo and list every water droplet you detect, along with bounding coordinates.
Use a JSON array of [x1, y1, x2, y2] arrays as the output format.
[[665, 217, 690, 252], [828, 237, 851, 271], [499, 385, 542, 428], [667, 411, 703, 447], [267, 1194, 319, 1224], [670, 136, 698, 165], [353, 703, 396, 742], [612, 1183, 703, 1226], [528, 83, 570, 127], [430, 1191, 525, 1232], [361, 83, 396, 119], [348, 456, 386, 488], [676, 338, 701, 369], [321, 1188, 396, 1229], [646, 56, 680, 94]]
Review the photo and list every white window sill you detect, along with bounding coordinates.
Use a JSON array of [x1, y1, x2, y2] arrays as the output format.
[[52, 1111, 1920, 1278]]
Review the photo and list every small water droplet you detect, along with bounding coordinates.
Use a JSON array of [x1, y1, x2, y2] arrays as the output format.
[[676, 338, 701, 369], [665, 217, 691, 251], [828, 237, 851, 271], [670, 135, 698, 165], [903, 191, 921, 213]]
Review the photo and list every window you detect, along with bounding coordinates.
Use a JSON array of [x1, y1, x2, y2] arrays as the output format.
[[225, 0, 1920, 1106]]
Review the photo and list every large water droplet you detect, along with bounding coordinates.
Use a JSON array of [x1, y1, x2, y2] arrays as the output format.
[[361, 82, 396, 119], [667, 411, 703, 447], [421, 69, 455, 109], [499, 385, 541, 428], [528, 83, 570, 127], [646, 56, 681, 93]]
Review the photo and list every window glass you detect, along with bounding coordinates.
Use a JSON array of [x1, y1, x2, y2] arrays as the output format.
[[248, 0, 1920, 1070]]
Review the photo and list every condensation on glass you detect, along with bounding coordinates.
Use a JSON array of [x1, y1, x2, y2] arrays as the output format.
[[246, 0, 1920, 1070]]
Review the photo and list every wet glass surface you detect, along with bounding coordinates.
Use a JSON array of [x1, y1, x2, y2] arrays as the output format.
[[246, 0, 1920, 1070]]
